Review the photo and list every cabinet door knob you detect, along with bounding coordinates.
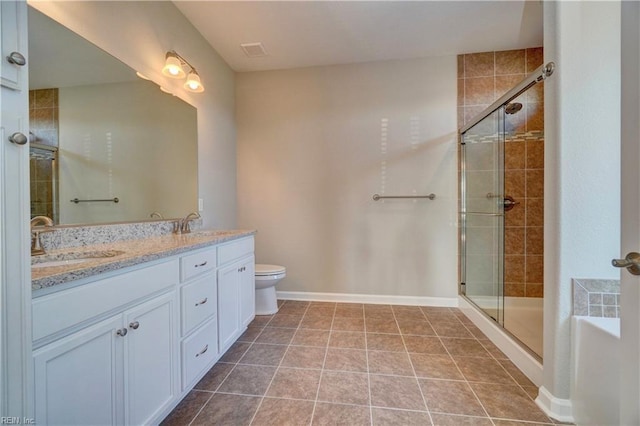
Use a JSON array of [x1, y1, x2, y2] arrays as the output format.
[[116, 328, 128, 337], [195, 344, 209, 357], [195, 297, 208, 307], [129, 321, 140, 330], [8, 132, 28, 145], [195, 261, 207, 268], [7, 51, 26, 66]]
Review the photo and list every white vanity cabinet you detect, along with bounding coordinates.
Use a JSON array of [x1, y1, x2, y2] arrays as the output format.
[[217, 237, 256, 353], [32, 261, 179, 426], [32, 234, 255, 425]]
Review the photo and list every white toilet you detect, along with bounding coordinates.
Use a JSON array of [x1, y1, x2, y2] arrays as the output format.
[[254, 264, 286, 315]]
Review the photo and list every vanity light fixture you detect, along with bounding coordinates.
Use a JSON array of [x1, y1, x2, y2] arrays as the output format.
[[161, 50, 205, 93]]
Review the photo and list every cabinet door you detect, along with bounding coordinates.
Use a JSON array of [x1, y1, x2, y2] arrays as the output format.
[[33, 315, 123, 426], [217, 262, 241, 352], [1, 1, 26, 89], [1, 1, 31, 419], [239, 256, 256, 328], [124, 291, 178, 426]]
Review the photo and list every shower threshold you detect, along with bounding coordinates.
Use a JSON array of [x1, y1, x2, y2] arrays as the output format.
[[465, 295, 543, 358]]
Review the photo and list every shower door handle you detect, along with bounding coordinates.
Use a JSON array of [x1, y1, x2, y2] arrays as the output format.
[[503, 196, 520, 212], [612, 252, 640, 275]]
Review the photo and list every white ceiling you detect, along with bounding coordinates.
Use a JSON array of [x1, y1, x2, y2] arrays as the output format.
[[174, 1, 543, 73]]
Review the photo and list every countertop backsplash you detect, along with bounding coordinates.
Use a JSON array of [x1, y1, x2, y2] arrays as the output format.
[[37, 219, 202, 251]]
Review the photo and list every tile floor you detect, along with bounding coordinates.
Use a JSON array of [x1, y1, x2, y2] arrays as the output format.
[[162, 301, 559, 426]]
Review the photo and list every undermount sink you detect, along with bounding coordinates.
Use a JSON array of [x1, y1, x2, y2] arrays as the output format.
[[31, 250, 125, 268]]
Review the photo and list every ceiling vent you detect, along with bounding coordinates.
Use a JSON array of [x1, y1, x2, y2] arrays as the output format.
[[240, 42, 268, 58]]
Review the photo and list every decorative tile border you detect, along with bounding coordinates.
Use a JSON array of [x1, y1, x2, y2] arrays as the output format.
[[572, 278, 620, 318]]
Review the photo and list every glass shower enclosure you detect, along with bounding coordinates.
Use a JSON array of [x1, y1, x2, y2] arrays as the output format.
[[459, 62, 554, 359], [460, 108, 505, 324]]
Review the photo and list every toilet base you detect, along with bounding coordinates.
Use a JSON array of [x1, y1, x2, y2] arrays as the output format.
[[255, 286, 279, 315]]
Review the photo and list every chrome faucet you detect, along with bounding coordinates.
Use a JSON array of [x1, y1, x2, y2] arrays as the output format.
[[30, 216, 54, 256], [180, 212, 201, 234]]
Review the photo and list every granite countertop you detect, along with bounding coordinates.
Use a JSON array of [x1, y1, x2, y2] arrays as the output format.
[[32, 229, 255, 291]]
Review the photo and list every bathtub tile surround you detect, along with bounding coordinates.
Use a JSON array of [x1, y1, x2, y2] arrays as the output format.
[[162, 301, 556, 425], [458, 47, 545, 299], [572, 278, 621, 318]]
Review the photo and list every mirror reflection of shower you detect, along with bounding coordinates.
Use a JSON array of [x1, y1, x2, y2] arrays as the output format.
[[30, 143, 58, 223]]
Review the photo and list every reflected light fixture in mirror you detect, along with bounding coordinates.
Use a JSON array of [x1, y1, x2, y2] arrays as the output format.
[[162, 50, 204, 93], [136, 71, 150, 80]]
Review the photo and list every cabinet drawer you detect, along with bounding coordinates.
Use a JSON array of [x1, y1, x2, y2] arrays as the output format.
[[181, 319, 217, 390], [218, 237, 254, 266], [181, 273, 217, 336], [180, 248, 216, 282], [33, 260, 179, 342]]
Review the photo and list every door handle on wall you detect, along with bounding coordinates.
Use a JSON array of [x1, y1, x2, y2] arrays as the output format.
[[612, 252, 640, 275]]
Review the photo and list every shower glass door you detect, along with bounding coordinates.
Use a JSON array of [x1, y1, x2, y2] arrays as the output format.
[[461, 108, 505, 324]]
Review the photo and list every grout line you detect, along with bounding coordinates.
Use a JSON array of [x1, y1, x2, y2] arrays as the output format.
[[186, 390, 216, 426], [364, 306, 374, 426], [435, 310, 496, 426], [309, 303, 336, 425], [248, 300, 310, 425], [393, 307, 433, 426]]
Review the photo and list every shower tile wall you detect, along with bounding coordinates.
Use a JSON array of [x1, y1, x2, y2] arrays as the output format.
[[458, 48, 544, 298], [29, 88, 59, 221]]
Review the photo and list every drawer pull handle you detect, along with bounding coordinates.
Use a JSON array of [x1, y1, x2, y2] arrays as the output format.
[[195, 297, 208, 307], [129, 321, 140, 330], [116, 328, 128, 337], [195, 344, 209, 357], [195, 261, 208, 268]]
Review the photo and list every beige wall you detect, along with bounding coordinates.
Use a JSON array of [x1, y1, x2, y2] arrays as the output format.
[[29, 1, 237, 228], [237, 57, 458, 299]]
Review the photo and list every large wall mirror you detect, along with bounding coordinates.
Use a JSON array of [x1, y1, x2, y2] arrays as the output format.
[[28, 6, 198, 225]]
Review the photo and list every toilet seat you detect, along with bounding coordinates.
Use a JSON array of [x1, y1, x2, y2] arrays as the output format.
[[255, 264, 286, 276]]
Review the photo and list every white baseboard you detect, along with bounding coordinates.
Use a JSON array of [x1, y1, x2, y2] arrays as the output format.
[[535, 386, 575, 423], [277, 291, 458, 307], [458, 296, 543, 386]]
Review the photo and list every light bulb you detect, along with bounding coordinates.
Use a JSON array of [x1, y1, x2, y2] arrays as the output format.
[[184, 70, 204, 93], [162, 52, 185, 79]]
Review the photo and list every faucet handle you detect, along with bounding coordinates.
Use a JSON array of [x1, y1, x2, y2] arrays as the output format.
[[174, 219, 184, 235], [181, 211, 201, 234]]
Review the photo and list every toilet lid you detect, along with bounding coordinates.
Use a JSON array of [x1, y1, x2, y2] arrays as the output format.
[[255, 264, 286, 276]]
